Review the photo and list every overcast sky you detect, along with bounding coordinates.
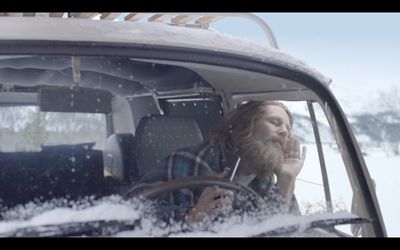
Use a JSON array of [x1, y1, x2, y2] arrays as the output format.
[[211, 13, 400, 114]]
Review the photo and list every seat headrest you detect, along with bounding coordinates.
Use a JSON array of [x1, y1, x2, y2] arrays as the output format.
[[135, 115, 203, 177], [103, 133, 136, 183]]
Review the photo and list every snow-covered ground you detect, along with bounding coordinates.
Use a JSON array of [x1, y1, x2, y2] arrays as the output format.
[[364, 149, 400, 236], [295, 143, 400, 236]]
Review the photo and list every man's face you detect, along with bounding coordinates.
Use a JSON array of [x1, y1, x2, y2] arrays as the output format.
[[238, 104, 291, 179], [253, 104, 291, 149]]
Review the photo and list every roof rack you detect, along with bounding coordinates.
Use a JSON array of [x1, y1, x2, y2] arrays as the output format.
[[0, 12, 279, 49]]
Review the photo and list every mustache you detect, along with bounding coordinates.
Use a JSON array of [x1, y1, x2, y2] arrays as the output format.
[[257, 135, 285, 150], [238, 136, 284, 180]]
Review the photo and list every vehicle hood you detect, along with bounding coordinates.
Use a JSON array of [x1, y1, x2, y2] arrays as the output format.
[[0, 195, 362, 237]]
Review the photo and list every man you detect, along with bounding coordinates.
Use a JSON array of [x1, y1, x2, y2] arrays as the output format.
[[140, 100, 306, 224]]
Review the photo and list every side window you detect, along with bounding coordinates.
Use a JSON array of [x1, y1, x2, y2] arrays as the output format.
[[0, 106, 107, 152], [283, 101, 326, 214], [312, 102, 354, 234], [284, 101, 354, 234]]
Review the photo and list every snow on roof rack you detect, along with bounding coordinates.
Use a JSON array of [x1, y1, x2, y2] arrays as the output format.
[[0, 12, 279, 49]]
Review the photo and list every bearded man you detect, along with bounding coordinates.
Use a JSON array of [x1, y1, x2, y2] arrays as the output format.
[[140, 100, 306, 224]]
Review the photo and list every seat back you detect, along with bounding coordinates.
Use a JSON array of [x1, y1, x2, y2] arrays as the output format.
[[0, 143, 104, 208], [135, 115, 203, 177]]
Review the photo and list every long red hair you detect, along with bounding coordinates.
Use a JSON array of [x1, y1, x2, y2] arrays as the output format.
[[206, 100, 293, 154]]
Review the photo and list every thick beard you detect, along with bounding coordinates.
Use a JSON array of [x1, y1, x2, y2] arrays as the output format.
[[239, 136, 284, 180]]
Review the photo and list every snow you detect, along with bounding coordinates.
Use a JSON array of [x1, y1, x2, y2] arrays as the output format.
[[0, 17, 330, 86], [0, 144, 398, 236], [113, 209, 355, 237], [295, 143, 400, 236], [364, 152, 400, 236], [165, 211, 355, 237], [0, 196, 142, 235]]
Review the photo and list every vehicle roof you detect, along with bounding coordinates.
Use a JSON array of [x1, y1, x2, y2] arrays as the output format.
[[0, 17, 331, 86]]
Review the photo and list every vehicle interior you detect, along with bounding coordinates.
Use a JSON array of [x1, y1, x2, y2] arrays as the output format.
[[0, 54, 383, 237], [0, 54, 317, 202], [0, 55, 227, 207]]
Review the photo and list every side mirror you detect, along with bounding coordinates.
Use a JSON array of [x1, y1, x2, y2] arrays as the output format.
[[39, 86, 112, 114]]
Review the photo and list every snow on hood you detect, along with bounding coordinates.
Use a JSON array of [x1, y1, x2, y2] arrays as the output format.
[[116, 211, 357, 237], [0, 196, 142, 235], [0, 192, 357, 237], [0, 17, 331, 86]]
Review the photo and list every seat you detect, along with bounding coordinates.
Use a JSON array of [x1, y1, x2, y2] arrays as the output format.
[[103, 133, 136, 184], [134, 115, 204, 178]]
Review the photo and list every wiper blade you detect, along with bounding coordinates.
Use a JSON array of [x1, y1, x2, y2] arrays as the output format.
[[310, 216, 371, 229], [0, 219, 141, 237], [255, 216, 371, 237]]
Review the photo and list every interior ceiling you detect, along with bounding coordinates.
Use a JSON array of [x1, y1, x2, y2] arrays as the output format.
[[0, 56, 316, 103], [134, 59, 306, 94], [0, 56, 211, 97]]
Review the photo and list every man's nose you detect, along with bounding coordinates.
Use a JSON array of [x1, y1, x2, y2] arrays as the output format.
[[277, 127, 288, 139]]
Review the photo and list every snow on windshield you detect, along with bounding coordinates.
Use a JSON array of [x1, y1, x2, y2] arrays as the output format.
[[0, 196, 144, 235], [0, 194, 354, 237]]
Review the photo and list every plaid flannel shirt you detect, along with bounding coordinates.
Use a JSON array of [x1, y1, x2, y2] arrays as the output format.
[[140, 142, 298, 222]]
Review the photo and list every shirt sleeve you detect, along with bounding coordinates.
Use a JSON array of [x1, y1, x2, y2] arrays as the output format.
[[138, 144, 222, 223]]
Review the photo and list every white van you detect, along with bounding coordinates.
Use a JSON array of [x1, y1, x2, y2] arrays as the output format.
[[0, 13, 386, 237]]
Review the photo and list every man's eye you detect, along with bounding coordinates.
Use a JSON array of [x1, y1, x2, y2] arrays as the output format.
[[269, 119, 279, 126]]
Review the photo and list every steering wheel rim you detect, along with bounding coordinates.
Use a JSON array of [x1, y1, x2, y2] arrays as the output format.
[[122, 176, 263, 204]]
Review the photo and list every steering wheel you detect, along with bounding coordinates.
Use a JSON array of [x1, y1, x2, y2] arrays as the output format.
[[121, 176, 264, 208]]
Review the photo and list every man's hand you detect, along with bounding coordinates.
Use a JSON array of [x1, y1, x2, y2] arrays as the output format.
[[185, 170, 234, 224], [274, 136, 306, 203], [276, 136, 306, 179]]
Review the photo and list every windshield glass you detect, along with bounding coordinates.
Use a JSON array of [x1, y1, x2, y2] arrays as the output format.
[[0, 54, 373, 237]]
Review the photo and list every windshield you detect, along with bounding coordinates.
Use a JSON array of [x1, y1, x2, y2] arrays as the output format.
[[0, 54, 378, 237]]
